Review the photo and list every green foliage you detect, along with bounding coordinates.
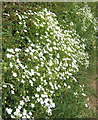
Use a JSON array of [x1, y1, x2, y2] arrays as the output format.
[[2, 2, 96, 119]]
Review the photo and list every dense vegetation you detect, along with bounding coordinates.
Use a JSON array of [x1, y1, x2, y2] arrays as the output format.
[[2, 2, 97, 119]]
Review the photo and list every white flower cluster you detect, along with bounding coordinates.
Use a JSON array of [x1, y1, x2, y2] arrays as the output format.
[[76, 5, 96, 32], [4, 8, 90, 118]]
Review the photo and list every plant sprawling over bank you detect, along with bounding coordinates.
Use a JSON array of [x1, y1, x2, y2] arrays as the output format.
[[2, 3, 96, 119]]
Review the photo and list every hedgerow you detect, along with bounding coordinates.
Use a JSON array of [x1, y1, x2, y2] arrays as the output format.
[[2, 3, 96, 119]]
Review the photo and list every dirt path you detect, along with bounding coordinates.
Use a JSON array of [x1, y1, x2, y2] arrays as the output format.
[[89, 78, 96, 112], [87, 70, 97, 117]]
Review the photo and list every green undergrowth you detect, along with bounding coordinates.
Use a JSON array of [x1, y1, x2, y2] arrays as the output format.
[[2, 2, 97, 119]]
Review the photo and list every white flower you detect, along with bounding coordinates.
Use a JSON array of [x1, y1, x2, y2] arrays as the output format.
[[23, 109, 27, 116], [41, 94, 47, 98], [44, 98, 49, 104], [79, 85, 82, 88], [40, 100, 44, 105], [35, 94, 39, 98], [58, 85, 61, 88], [18, 105, 22, 109], [18, 22, 22, 24], [25, 96, 30, 102], [50, 91, 54, 94], [15, 48, 21, 52], [22, 75, 25, 78], [54, 85, 58, 90], [30, 52, 33, 56], [11, 90, 15, 94], [48, 60, 53, 66], [29, 80, 33, 86], [3, 13, 10, 16], [16, 31, 19, 33], [3, 85, 7, 88], [32, 78, 36, 81], [7, 48, 15, 53], [34, 22, 38, 26], [45, 102, 50, 107], [46, 39, 51, 43], [16, 59, 21, 64], [51, 103, 55, 108], [21, 79, 25, 83], [87, 97, 90, 101], [67, 85, 71, 89], [48, 71, 52, 75], [24, 24, 27, 28], [22, 116, 26, 118], [9, 62, 13, 68], [30, 69, 35, 75], [6, 54, 14, 58], [34, 56, 38, 59], [36, 87, 40, 92], [20, 100, 24, 106], [12, 72, 17, 77], [53, 46, 58, 50], [36, 72, 40, 76], [85, 104, 88, 107], [27, 114, 30, 118], [40, 24, 44, 27], [29, 112, 32, 116], [57, 53, 60, 58], [11, 115, 15, 118], [39, 52, 43, 57], [25, 48, 29, 52], [24, 11, 27, 14], [31, 103, 35, 108], [24, 29, 27, 32], [74, 92, 78, 95], [29, 10, 32, 12], [15, 53, 19, 57], [49, 82, 54, 89], [37, 98, 40, 102], [36, 33, 39, 35], [44, 80, 47, 85], [28, 46, 32, 51], [18, 15, 22, 20], [73, 77, 77, 82], [48, 47, 52, 52], [30, 43, 34, 47], [10, 84, 13, 89], [14, 111, 18, 116], [6, 108, 12, 114], [21, 36, 24, 39], [19, 64, 25, 69], [35, 66, 39, 70], [18, 114, 22, 117], [16, 108, 20, 113], [40, 36, 42, 39], [82, 93, 87, 96], [82, 84, 85, 87], [46, 108, 52, 114]]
